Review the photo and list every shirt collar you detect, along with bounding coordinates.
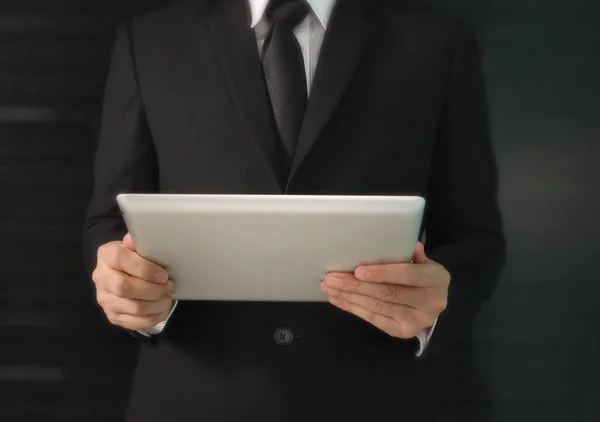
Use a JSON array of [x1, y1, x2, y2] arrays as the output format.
[[248, 0, 336, 29]]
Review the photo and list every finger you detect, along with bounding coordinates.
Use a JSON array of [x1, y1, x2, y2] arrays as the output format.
[[322, 275, 415, 307], [322, 275, 447, 311], [322, 284, 416, 319], [328, 289, 437, 328], [327, 296, 417, 339], [104, 294, 173, 316], [123, 232, 136, 251], [95, 267, 174, 300], [107, 310, 171, 331], [353, 263, 437, 287], [98, 242, 168, 283], [413, 241, 427, 264]]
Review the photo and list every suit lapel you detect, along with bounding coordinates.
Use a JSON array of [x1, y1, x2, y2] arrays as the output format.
[[286, 0, 376, 187], [205, 0, 286, 191]]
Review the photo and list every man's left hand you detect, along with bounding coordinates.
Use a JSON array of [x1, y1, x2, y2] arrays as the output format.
[[320, 242, 450, 339]]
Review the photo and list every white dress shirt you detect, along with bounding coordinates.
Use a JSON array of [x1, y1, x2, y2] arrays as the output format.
[[142, 0, 436, 357]]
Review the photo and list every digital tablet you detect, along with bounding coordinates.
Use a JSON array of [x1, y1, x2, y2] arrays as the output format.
[[116, 194, 425, 302]]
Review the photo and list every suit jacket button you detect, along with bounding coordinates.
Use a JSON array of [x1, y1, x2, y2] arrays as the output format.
[[274, 327, 293, 345]]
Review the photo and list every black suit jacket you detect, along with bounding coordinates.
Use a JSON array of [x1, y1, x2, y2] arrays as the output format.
[[82, 0, 506, 421]]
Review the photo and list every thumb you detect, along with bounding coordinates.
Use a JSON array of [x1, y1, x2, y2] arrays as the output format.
[[122, 233, 136, 251], [412, 241, 428, 264]]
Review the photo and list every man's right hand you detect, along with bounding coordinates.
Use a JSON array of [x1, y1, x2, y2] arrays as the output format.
[[92, 233, 174, 331]]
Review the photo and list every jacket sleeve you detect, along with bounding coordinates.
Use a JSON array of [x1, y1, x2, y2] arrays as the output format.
[[420, 24, 506, 358], [82, 24, 159, 278]]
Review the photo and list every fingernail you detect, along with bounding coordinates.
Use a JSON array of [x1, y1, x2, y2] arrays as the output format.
[[355, 268, 370, 280], [321, 283, 338, 295], [156, 271, 169, 283], [167, 281, 175, 293], [324, 276, 343, 288]]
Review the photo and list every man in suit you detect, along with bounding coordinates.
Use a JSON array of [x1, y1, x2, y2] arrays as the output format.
[[83, 0, 506, 420]]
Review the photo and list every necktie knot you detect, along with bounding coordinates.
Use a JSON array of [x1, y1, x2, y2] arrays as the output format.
[[266, 0, 310, 27]]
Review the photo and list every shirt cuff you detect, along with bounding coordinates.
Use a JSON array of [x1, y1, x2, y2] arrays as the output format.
[[137, 300, 179, 336], [415, 317, 438, 357]]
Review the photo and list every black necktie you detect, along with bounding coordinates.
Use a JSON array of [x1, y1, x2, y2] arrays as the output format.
[[262, 0, 310, 163]]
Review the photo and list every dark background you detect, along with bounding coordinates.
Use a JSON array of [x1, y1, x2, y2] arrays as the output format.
[[0, 0, 598, 421]]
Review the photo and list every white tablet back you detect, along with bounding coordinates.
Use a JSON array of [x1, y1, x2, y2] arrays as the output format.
[[117, 194, 425, 302]]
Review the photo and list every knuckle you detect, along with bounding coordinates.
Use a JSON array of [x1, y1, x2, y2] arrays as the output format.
[[142, 314, 161, 328], [435, 296, 448, 313], [121, 321, 138, 330], [142, 264, 159, 281], [420, 313, 435, 329], [379, 285, 396, 301], [126, 300, 143, 316], [106, 313, 119, 325], [337, 291, 350, 301], [160, 297, 173, 312], [438, 266, 451, 286], [373, 298, 385, 313], [103, 244, 122, 269], [142, 285, 158, 300], [95, 290, 106, 306], [402, 324, 419, 339], [393, 317, 417, 339], [152, 287, 166, 301], [96, 244, 106, 262], [91, 268, 102, 285], [153, 312, 167, 325], [111, 274, 129, 297], [426, 293, 447, 313]]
